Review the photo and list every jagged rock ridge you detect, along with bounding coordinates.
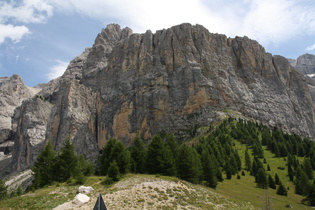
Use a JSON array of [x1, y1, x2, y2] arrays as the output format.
[[3, 23, 315, 176]]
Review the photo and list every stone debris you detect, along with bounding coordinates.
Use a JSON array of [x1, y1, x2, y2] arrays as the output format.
[[77, 185, 94, 194]]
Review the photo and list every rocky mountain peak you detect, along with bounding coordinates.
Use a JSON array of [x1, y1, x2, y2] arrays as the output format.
[[292, 53, 315, 75], [95, 23, 133, 46]]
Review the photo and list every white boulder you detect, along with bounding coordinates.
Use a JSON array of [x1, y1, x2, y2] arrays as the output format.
[[77, 185, 94, 194], [73, 193, 90, 205]]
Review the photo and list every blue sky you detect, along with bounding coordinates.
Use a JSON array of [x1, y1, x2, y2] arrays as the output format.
[[1, 0, 315, 86]]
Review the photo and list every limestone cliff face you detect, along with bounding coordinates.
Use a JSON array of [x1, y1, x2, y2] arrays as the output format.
[[85, 24, 315, 141], [6, 23, 315, 174], [288, 53, 315, 112], [293, 54, 315, 75], [0, 75, 40, 144]]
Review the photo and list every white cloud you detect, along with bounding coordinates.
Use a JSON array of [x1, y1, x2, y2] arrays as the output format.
[[0, 24, 30, 43], [47, 0, 315, 47], [239, 0, 315, 46], [306, 44, 315, 51], [46, 60, 68, 80], [0, 0, 53, 44], [0, 0, 53, 24]]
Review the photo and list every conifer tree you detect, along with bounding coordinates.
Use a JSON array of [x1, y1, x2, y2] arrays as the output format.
[[288, 163, 294, 182], [275, 173, 281, 185], [276, 182, 288, 196], [77, 155, 94, 176], [303, 158, 313, 180], [201, 150, 218, 188], [304, 184, 315, 206], [177, 144, 202, 183], [107, 160, 120, 182], [100, 138, 131, 175], [217, 167, 224, 182], [256, 168, 268, 189], [100, 138, 117, 174], [295, 167, 311, 196], [146, 135, 176, 176], [129, 135, 147, 173], [268, 174, 276, 189], [32, 141, 56, 189], [245, 149, 251, 171], [53, 138, 78, 182], [110, 141, 131, 174]]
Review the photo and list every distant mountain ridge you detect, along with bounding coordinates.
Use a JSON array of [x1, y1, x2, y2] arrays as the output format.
[[1, 23, 315, 178], [289, 53, 315, 75]]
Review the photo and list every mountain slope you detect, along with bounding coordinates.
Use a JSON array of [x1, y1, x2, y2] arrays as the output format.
[[4, 23, 315, 176]]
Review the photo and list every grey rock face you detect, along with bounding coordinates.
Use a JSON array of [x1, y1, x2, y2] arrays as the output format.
[[294, 54, 315, 75], [6, 23, 315, 175], [0, 75, 40, 143]]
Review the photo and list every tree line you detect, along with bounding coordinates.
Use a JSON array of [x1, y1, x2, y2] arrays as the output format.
[[31, 138, 94, 190], [25, 117, 315, 206]]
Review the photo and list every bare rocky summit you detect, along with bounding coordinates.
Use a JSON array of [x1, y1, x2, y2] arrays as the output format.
[[2, 23, 315, 177], [291, 53, 315, 75]]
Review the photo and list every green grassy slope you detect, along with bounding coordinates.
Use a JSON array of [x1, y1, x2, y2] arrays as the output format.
[[216, 140, 308, 209]]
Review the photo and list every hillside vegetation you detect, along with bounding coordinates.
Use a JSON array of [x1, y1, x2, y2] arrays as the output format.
[[1, 117, 315, 209]]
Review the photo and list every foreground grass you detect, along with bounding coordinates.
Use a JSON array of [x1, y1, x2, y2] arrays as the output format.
[[0, 184, 76, 209], [0, 174, 253, 210], [0, 171, 311, 210]]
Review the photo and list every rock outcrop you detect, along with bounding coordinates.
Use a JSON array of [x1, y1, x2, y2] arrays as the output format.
[[290, 53, 315, 75], [4, 23, 315, 176], [0, 75, 40, 144], [288, 53, 315, 112]]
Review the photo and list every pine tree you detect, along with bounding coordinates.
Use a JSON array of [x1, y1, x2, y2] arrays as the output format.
[[244, 149, 251, 171], [110, 141, 131, 174], [107, 160, 120, 182], [53, 138, 78, 182], [217, 167, 224, 182], [304, 184, 315, 206], [288, 163, 294, 182], [251, 157, 264, 176], [256, 168, 268, 189], [268, 174, 276, 189], [295, 167, 311, 196], [129, 135, 147, 173], [276, 182, 288, 196], [74, 155, 94, 184], [0, 179, 7, 200], [226, 165, 232, 180], [165, 134, 179, 157], [100, 138, 131, 175], [32, 141, 56, 189], [100, 138, 117, 174], [177, 144, 202, 184], [146, 135, 176, 176], [303, 158, 313, 180], [275, 173, 280, 185], [77, 155, 94, 176], [201, 150, 218, 188]]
